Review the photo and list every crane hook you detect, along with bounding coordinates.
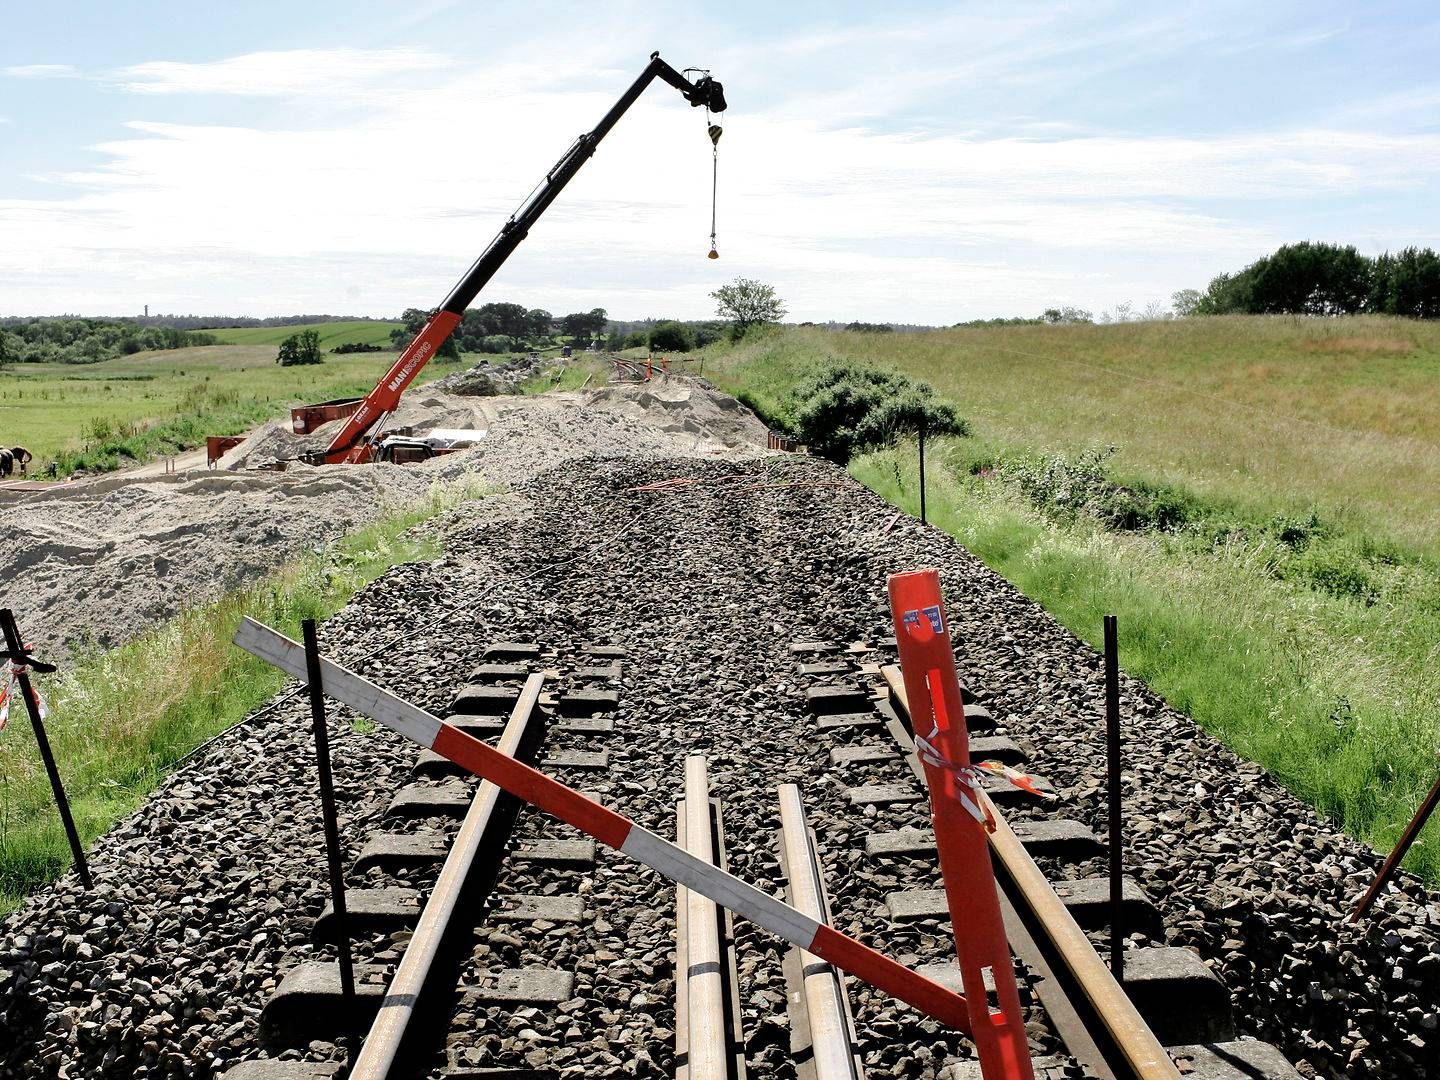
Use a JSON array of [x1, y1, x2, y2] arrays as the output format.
[[706, 117, 721, 258]]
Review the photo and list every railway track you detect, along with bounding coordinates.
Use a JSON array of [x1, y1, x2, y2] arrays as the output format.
[[17, 455, 1399, 1078], [223, 642, 624, 1078], [219, 625, 1300, 1080], [793, 637, 1301, 1079]]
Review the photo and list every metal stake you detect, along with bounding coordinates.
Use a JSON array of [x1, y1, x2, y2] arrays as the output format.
[[1104, 614, 1123, 981], [302, 618, 354, 999], [918, 422, 928, 526], [1349, 768, 1440, 922], [0, 608, 91, 889]]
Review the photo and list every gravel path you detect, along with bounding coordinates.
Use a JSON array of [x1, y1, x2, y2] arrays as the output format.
[[2, 453, 1436, 1078]]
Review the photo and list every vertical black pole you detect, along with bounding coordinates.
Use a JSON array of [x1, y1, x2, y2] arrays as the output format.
[[0, 609, 91, 889], [918, 422, 928, 526], [1104, 614, 1123, 981], [303, 618, 354, 1000]]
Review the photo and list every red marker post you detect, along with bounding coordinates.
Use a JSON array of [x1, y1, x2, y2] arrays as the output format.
[[889, 570, 1034, 1080]]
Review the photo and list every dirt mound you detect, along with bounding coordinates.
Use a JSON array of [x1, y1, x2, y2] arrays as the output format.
[[0, 375, 771, 660], [579, 378, 772, 451], [430, 353, 555, 396], [0, 467, 434, 658]]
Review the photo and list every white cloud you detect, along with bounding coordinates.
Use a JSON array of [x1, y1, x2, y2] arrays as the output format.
[[3, 27, 1439, 321], [3, 64, 79, 79], [110, 47, 446, 96], [1334, 85, 1440, 129]]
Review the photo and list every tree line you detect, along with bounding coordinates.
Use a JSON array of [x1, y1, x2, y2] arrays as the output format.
[[1181, 242, 1440, 318], [135, 314, 391, 331], [608, 280, 790, 353], [0, 317, 216, 365], [389, 303, 609, 357]]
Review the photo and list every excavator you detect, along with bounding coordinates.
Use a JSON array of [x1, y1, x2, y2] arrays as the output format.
[[289, 51, 727, 466]]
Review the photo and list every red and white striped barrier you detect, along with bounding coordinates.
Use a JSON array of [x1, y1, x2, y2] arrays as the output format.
[[233, 617, 970, 1032]]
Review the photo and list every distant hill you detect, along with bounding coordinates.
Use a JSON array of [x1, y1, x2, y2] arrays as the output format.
[[205, 320, 402, 349]]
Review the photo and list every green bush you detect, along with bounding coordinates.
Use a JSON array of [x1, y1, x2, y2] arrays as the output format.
[[1290, 543, 1379, 604], [990, 447, 1206, 533], [276, 329, 322, 366], [648, 321, 694, 353], [476, 335, 515, 354], [692, 324, 725, 348], [791, 362, 968, 463]]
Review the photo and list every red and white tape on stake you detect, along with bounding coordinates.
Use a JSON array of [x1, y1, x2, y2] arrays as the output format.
[[233, 617, 970, 1032], [890, 571, 1034, 1080]]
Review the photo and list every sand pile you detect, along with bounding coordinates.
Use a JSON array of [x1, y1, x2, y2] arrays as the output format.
[[0, 375, 770, 660], [0, 467, 436, 658], [218, 378, 768, 484], [580, 378, 772, 451]]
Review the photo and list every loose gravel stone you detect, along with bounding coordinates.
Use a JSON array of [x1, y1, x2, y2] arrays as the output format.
[[3, 451, 1432, 1078]]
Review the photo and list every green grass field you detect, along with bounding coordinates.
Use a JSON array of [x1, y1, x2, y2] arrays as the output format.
[[203, 319, 401, 348], [707, 315, 1440, 878], [0, 336, 451, 473]]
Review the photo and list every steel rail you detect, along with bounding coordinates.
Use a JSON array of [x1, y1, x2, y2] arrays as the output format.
[[683, 754, 729, 1079], [348, 672, 546, 1080], [676, 754, 747, 1080], [880, 665, 1180, 1080], [778, 784, 865, 1080]]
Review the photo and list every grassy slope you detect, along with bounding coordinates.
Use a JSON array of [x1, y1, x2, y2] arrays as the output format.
[[204, 319, 401, 347], [707, 316, 1440, 877], [714, 317, 1440, 554], [0, 341, 453, 471]]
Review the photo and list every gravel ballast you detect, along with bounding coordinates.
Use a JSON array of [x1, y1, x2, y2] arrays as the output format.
[[2, 451, 1435, 1078]]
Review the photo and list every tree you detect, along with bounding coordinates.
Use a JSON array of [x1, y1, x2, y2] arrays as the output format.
[[276, 329, 323, 366], [1040, 306, 1094, 324], [1369, 248, 1440, 318], [391, 307, 459, 359], [1171, 289, 1202, 317], [711, 278, 786, 335], [1193, 242, 1373, 316], [1247, 242, 1369, 315], [525, 308, 553, 337], [791, 362, 969, 464], [475, 302, 529, 338], [648, 320, 694, 352], [560, 308, 608, 342]]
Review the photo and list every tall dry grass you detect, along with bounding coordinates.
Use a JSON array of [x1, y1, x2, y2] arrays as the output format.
[[717, 316, 1440, 554], [706, 315, 1440, 876]]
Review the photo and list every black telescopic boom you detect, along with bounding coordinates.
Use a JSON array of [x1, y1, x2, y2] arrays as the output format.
[[439, 53, 711, 316]]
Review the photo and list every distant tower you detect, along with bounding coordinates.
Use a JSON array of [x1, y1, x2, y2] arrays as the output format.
[[144, 304, 149, 318]]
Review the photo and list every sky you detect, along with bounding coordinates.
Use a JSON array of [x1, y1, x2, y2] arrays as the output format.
[[1, 0, 1438, 324]]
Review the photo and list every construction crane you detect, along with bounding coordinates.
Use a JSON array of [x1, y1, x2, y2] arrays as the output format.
[[294, 51, 727, 465]]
